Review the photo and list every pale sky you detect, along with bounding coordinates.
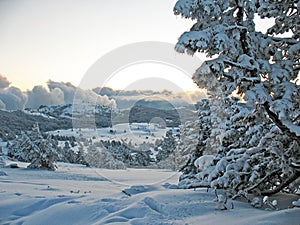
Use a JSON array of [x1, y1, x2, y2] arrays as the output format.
[[0, 0, 200, 91]]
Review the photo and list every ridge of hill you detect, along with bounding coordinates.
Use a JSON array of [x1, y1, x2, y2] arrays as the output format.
[[0, 103, 194, 140]]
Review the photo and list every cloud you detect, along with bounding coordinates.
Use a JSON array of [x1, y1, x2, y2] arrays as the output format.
[[0, 87, 28, 110], [162, 91, 207, 106], [26, 85, 64, 109], [93, 86, 206, 109], [47, 80, 76, 104], [47, 81, 116, 108], [0, 75, 10, 89], [74, 88, 116, 108], [0, 79, 203, 110], [0, 78, 117, 110], [1, 78, 207, 111], [0, 76, 28, 110], [97, 94, 117, 108], [93, 87, 162, 97]]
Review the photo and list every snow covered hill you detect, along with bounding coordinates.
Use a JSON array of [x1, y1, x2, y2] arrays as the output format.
[[0, 109, 72, 141], [49, 123, 168, 145], [0, 101, 194, 141], [0, 162, 299, 225]]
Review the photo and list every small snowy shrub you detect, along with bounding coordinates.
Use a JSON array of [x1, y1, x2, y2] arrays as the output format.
[[85, 142, 126, 169], [8, 123, 58, 170]]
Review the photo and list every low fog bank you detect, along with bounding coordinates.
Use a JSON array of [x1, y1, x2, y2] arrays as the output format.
[[0, 75, 116, 110], [0, 75, 206, 110]]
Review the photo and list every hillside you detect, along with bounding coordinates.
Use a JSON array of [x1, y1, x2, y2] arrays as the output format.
[[0, 102, 195, 140], [0, 110, 72, 141]]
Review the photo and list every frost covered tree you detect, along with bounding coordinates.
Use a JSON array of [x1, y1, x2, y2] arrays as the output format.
[[27, 135, 58, 170], [76, 142, 88, 165], [155, 129, 186, 170], [85, 142, 126, 169], [156, 130, 176, 161], [170, 99, 213, 172], [60, 141, 77, 163], [8, 123, 58, 170], [0, 146, 5, 168], [174, 0, 300, 195]]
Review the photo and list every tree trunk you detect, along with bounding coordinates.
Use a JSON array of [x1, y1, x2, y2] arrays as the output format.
[[261, 169, 300, 195], [263, 102, 300, 145]]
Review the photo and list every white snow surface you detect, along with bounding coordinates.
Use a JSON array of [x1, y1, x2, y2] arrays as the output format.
[[48, 123, 168, 145], [292, 199, 300, 207], [1, 162, 299, 225], [194, 155, 214, 172]]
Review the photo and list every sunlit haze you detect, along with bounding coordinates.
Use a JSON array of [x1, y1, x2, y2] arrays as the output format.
[[101, 63, 200, 92]]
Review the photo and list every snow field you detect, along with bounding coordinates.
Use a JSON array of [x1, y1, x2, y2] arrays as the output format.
[[0, 162, 299, 225], [49, 123, 169, 146]]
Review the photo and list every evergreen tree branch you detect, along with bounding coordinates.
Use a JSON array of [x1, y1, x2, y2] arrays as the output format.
[[263, 101, 300, 145], [245, 169, 281, 193], [261, 169, 300, 195]]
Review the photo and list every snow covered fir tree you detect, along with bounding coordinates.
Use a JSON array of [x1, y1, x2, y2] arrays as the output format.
[[84, 141, 126, 169], [0, 146, 5, 168], [174, 0, 300, 197], [8, 123, 58, 170]]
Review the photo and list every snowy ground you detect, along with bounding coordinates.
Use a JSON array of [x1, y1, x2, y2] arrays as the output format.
[[48, 123, 171, 145], [0, 162, 299, 225]]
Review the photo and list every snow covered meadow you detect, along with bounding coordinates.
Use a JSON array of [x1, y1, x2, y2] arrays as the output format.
[[1, 162, 299, 225], [48, 123, 168, 146]]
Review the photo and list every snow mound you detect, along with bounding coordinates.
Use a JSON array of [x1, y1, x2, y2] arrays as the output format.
[[0, 170, 7, 176], [122, 185, 158, 196], [162, 182, 179, 189], [292, 199, 300, 207]]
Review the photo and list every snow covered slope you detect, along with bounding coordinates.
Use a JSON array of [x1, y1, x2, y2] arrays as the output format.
[[0, 163, 299, 225], [49, 123, 168, 145]]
